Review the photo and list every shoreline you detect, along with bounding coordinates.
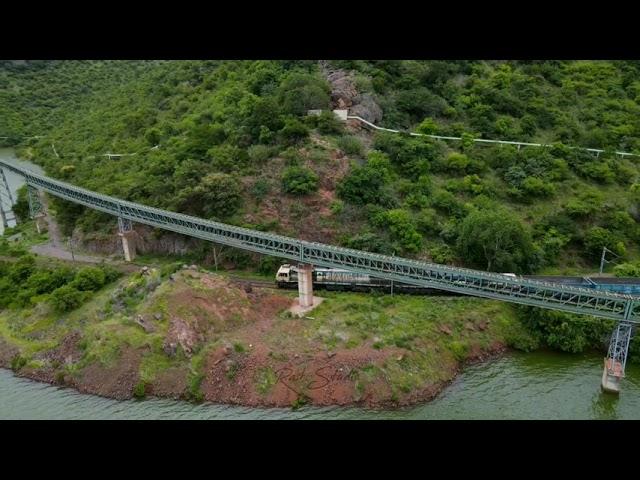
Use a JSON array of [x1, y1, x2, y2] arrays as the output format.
[[1, 343, 509, 410]]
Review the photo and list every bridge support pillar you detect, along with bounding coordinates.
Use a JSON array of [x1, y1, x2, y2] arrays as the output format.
[[601, 321, 633, 394], [297, 263, 314, 308], [119, 231, 136, 262], [34, 214, 46, 234], [117, 217, 136, 262]]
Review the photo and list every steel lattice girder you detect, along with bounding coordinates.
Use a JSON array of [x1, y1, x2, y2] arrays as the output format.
[[607, 321, 634, 375], [2, 159, 639, 323]]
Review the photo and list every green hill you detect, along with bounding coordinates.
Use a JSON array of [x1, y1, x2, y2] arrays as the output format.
[[3, 60, 640, 275]]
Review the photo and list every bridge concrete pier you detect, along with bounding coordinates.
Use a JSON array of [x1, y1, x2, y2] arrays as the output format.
[[119, 231, 136, 262], [34, 214, 46, 234], [601, 359, 622, 394], [297, 263, 314, 308]]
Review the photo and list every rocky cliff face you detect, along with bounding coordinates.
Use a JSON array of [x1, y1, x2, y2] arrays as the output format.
[[71, 224, 202, 256], [319, 61, 383, 124]]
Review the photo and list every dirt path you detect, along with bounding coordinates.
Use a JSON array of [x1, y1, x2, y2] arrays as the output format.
[[30, 243, 109, 264], [30, 193, 113, 264], [40, 194, 63, 248]]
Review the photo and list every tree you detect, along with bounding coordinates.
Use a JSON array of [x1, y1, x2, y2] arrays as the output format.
[[337, 155, 392, 206], [281, 166, 318, 195], [457, 208, 534, 272], [583, 226, 625, 260], [373, 209, 422, 254], [277, 72, 331, 116], [176, 173, 242, 219]]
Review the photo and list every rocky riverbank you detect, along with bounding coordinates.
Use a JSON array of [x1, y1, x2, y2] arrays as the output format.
[[0, 265, 526, 409]]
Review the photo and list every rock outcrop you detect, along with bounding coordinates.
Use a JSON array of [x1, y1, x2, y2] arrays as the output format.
[[319, 61, 383, 124]]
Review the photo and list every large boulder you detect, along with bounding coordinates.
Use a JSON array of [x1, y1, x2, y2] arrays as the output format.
[[349, 93, 383, 124], [320, 61, 383, 124]]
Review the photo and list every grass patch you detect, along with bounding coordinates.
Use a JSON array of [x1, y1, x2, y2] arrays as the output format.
[[254, 366, 278, 395]]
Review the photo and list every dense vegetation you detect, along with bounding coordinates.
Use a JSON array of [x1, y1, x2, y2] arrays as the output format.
[[0, 239, 120, 312], [2, 60, 640, 275]]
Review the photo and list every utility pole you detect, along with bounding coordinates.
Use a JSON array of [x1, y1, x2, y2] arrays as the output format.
[[599, 246, 620, 276], [390, 251, 395, 296], [68, 237, 75, 262]]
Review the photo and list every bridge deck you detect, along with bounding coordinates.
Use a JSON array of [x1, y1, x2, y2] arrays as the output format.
[[1, 159, 638, 323]]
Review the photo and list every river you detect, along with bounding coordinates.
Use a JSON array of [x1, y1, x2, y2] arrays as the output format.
[[1, 351, 639, 419], [0, 148, 44, 235]]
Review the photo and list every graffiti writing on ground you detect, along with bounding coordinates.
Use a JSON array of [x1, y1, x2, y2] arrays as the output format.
[[275, 363, 353, 395]]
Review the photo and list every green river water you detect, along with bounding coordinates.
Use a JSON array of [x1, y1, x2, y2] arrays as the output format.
[[1, 149, 639, 419], [2, 351, 639, 419]]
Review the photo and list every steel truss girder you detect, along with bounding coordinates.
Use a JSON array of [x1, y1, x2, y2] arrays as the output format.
[[606, 321, 634, 377], [1, 159, 639, 322], [118, 216, 133, 233]]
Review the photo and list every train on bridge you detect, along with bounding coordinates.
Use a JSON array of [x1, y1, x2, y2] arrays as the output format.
[[275, 264, 640, 296]]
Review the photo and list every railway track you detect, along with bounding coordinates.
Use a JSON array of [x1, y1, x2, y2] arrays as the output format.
[[228, 277, 279, 290]]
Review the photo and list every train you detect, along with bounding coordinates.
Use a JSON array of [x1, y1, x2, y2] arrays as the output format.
[[275, 264, 640, 295]]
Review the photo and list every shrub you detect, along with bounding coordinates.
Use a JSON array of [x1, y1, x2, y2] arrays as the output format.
[[329, 200, 344, 215], [449, 341, 469, 361], [431, 190, 468, 218], [337, 135, 364, 156], [577, 160, 615, 184], [258, 255, 279, 275], [9, 255, 36, 283], [279, 118, 310, 144], [415, 208, 440, 235], [11, 354, 27, 371], [73, 267, 106, 291], [444, 152, 470, 172], [133, 381, 147, 399], [416, 117, 438, 135], [50, 285, 85, 312], [207, 144, 249, 172], [314, 111, 344, 135], [343, 232, 392, 254], [428, 243, 455, 263], [100, 265, 122, 283], [521, 176, 555, 197], [282, 166, 319, 195], [251, 178, 271, 201], [614, 262, 640, 277], [248, 144, 277, 164], [539, 228, 570, 264]]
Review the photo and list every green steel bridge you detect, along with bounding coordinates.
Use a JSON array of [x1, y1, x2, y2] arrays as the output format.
[[0, 159, 636, 390]]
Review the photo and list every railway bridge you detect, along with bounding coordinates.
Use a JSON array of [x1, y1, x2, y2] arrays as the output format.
[[0, 159, 637, 394]]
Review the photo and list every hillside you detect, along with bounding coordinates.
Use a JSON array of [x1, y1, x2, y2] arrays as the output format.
[[3, 60, 640, 275]]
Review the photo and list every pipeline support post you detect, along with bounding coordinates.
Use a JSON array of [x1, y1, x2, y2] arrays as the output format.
[[297, 263, 314, 308], [117, 216, 136, 262], [602, 301, 635, 394]]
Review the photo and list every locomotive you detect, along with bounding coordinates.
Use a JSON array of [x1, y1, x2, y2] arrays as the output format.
[[275, 264, 640, 295], [275, 264, 463, 295]]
